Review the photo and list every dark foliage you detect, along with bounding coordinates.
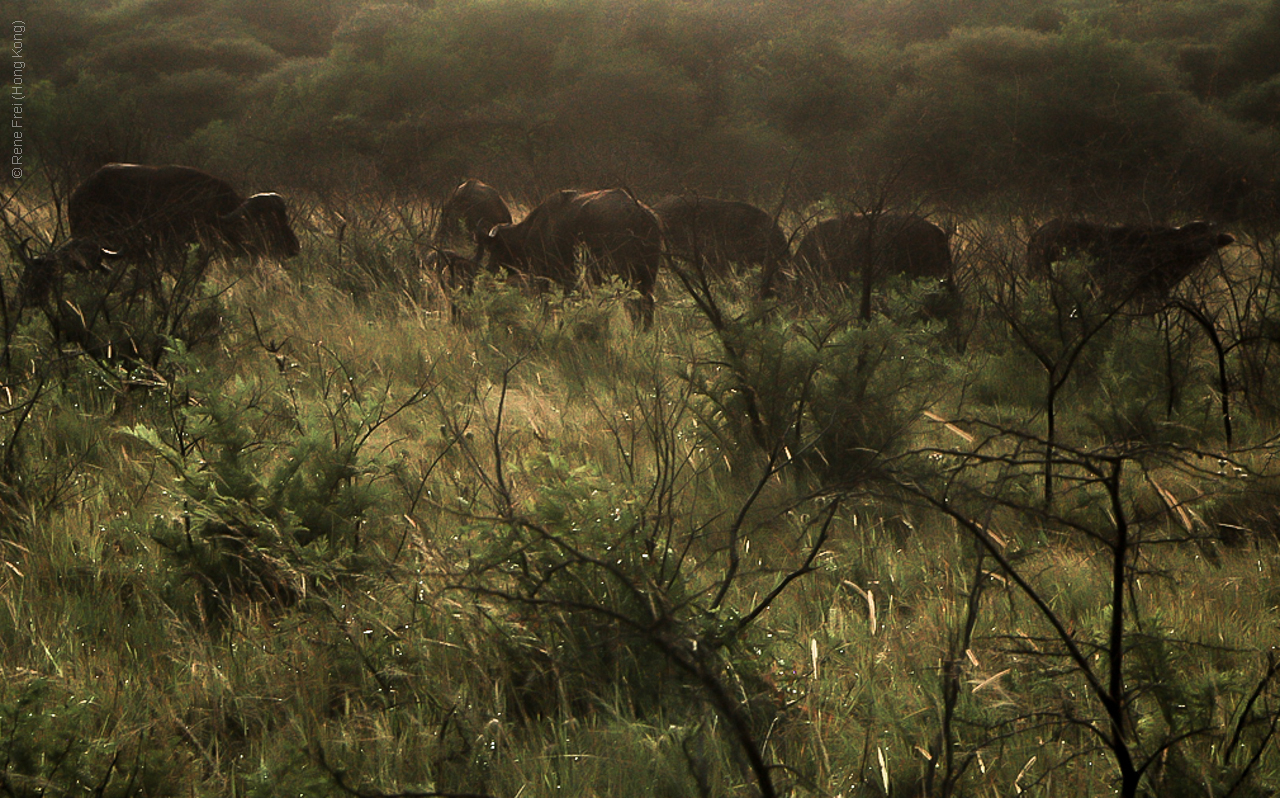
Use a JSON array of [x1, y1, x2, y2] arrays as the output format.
[[17, 0, 1278, 215]]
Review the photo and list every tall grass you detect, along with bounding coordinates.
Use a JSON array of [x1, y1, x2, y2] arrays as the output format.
[[0, 205, 1276, 797]]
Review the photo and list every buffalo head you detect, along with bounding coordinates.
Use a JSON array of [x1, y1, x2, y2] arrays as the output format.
[[13, 237, 119, 308], [220, 193, 301, 260], [436, 179, 513, 245]]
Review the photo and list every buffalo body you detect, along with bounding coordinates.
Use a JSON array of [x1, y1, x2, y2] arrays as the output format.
[[1027, 219, 1234, 306], [482, 188, 663, 328], [68, 163, 300, 262], [782, 212, 955, 316], [794, 212, 953, 284], [652, 195, 788, 278]]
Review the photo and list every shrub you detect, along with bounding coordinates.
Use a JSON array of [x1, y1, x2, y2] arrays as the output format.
[[0, 676, 188, 796], [676, 283, 948, 487], [746, 32, 900, 145], [867, 24, 1218, 206], [1222, 0, 1280, 88], [75, 29, 282, 80], [127, 343, 432, 622], [142, 68, 242, 140], [224, 0, 346, 58], [1226, 74, 1280, 128]]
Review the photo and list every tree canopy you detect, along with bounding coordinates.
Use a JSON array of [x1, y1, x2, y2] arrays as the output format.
[[12, 0, 1280, 212]]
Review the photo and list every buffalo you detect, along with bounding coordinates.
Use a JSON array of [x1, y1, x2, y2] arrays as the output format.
[[435, 179, 513, 247], [784, 212, 956, 316], [68, 163, 301, 263], [1027, 219, 1235, 309], [481, 188, 663, 329], [8, 237, 155, 363], [652, 195, 789, 280], [9, 237, 115, 320]]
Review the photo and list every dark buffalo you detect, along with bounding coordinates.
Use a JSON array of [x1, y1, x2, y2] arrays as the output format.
[[786, 212, 955, 316], [652, 195, 789, 278], [1027, 219, 1235, 307], [794, 212, 953, 283], [1205, 175, 1280, 235], [8, 237, 145, 362], [13, 237, 114, 308], [68, 163, 301, 262], [481, 188, 663, 328], [435, 179, 513, 246]]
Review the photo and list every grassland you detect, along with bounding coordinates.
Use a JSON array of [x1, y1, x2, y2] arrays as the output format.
[[0, 201, 1278, 798]]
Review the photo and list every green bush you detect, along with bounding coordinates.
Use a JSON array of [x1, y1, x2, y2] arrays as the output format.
[[747, 32, 900, 145], [142, 68, 241, 139], [680, 293, 947, 486], [869, 24, 1216, 204], [1227, 73, 1280, 127], [0, 677, 187, 797], [25, 75, 155, 189], [77, 31, 282, 80], [1223, 0, 1280, 87], [126, 343, 426, 622], [224, 0, 346, 58]]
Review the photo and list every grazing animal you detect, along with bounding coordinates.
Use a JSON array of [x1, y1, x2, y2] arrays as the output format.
[[8, 237, 148, 363], [652, 195, 789, 279], [435, 179, 513, 246], [785, 212, 956, 316], [12, 237, 114, 310], [68, 163, 301, 262], [481, 188, 663, 328], [1027, 219, 1235, 308]]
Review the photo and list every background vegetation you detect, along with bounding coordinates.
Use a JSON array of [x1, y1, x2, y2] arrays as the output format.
[[9, 0, 1280, 212], [2, 0, 1280, 796]]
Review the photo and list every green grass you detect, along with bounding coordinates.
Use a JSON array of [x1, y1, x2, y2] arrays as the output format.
[[0, 219, 1277, 798]]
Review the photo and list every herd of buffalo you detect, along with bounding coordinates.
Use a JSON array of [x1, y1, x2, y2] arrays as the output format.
[[13, 164, 1245, 328]]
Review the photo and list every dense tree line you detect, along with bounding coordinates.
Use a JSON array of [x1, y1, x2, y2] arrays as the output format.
[[10, 0, 1280, 215]]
